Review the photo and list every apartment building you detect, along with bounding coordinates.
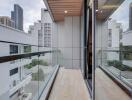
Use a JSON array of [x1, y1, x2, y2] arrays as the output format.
[[28, 22, 42, 46], [41, 9, 52, 47], [28, 9, 52, 48], [0, 23, 39, 100], [11, 4, 23, 31], [107, 20, 122, 61]]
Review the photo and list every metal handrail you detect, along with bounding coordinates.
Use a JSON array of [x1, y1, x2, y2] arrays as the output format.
[[0, 50, 55, 63], [102, 49, 132, 53]]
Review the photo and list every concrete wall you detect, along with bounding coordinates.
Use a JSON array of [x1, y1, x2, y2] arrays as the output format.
[[52, 16, 81, 69], [80, 14, 84, 74], [96, 20, 108, 66]]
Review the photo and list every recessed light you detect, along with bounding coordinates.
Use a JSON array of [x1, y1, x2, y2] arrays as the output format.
[[96, 9, 99, 12], [64, 10, 68, 14]]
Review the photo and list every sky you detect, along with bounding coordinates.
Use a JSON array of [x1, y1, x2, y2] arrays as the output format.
[[1, 0, 131, 33], [0, 0, 46, 32], [110, 0, 132, 32]]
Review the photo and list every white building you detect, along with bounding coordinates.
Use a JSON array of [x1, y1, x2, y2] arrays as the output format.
[[95, 20, 122, 66], [28, 9, 53, 47], [107, 20, 122, 61], [41, 9, 52, 47], [108, 20, 122, 48], [0, 24, 38, 100], [121, 30, 132, 67], [28, 21, 42, 46], [28, 9, 53, 66]]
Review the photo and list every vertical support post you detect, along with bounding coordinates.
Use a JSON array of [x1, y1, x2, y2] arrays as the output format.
[[84, 0, 88, 79], [92, 0, 96, 100]]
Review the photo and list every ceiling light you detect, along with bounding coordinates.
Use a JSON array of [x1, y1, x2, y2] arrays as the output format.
[[64, 10, 68, 14], [96, 9, 99, 12]]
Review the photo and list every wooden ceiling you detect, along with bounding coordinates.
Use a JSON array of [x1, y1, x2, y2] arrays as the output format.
[[47, 0, 83, 22]]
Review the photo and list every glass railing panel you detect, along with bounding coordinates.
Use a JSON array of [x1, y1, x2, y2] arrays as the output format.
[[0, 41, 58, 100], [38, 46, 56, 97], [120, 51, 132, 87], [23, 55, 39, 100], [101, 49, 132, 88], [96, 0, 132, 97], [101, 50, 122, 79]]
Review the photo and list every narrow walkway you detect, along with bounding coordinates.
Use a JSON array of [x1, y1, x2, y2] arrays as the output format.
[[48, 68, 90, 100], [95, 68, 131, 100]]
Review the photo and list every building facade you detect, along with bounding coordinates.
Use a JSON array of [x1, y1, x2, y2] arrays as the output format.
[[0, 22, 39, 100], [41, 9, 52, 47], [28, 9, 53, 47], [11, 4, 23, 31]]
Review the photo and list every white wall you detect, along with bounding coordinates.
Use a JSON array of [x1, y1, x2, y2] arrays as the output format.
[[41, 9, 52, 23], [108, 20, 120, 48], [0, 25, 38, 46], [121, 31, 132, 46], [52, 16, 81, 69], [0, 62, 10, 100], [96, 20, 108, 66]]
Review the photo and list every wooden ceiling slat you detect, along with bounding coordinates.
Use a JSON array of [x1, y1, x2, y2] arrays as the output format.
[[47, 0, 82, 21], [50, 7, 80, 9], [50, 5, 81, 7], [48, 0, 81, 3], [51, 9, 80, 13]]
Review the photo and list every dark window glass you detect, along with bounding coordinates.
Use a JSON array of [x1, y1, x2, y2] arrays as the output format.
[[10, 68, 18, 76], [10, 45, 18, 54]]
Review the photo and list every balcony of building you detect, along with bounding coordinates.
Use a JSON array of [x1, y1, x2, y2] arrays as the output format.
[[0, 0, 132, 100]]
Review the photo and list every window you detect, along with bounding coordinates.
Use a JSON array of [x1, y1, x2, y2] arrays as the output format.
[[10, 68, 18, 76], [0, 18, 4, 24], [10, 45, 18, 54], [24, 46, 31, 53], [108, 29, 112, 47], [44, 23, 51, 47]]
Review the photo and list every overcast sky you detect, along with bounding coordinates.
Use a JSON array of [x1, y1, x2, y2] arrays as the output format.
[[110, 0, 132, 32], [1, 0, 131, 33], [0, 0, 46, 32]]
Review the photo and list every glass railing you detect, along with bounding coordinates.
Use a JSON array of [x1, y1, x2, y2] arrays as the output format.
[[0, 41, 59, 100], [95, 0, 132, 96], [100, 49, 132, 88]]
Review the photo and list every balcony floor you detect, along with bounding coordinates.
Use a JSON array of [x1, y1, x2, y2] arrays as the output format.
[[48, 68, 90, 100], [95, 68, 131, 100]]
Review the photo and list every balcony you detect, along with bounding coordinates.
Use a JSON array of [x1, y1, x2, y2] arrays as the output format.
[[47, 68, 90, 100], [95, 68, 131, 100], [1, 0, 132, 100]]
